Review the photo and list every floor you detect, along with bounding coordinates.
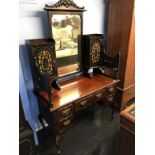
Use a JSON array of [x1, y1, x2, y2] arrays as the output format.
[[37, 104, 120, 155]]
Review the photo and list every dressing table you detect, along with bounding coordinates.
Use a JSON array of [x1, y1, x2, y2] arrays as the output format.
[[26, 0, 120, 154], [37, 74, 119, 154]]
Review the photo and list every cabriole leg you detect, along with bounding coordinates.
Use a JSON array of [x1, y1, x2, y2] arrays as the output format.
[[56, 134, 61, 154]]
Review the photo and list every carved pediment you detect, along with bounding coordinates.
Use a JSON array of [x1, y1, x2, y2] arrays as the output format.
[[45, 0, 85, 11]]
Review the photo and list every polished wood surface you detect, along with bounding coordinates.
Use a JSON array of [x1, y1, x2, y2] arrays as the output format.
[[118, 104, 135, 155], [120, 103, 135, 123], [58, 64, 79, 77], [38, 73, 119, 154], [117, 85, 135, 110], [119, 13, 135, 110], [120, 103, 135, 134], [117, 3, 134, 88], [39, 74, 118, 111], [106, 0, 135, 110], [123, 14, 135, 88], [106, 0, 122, 56]]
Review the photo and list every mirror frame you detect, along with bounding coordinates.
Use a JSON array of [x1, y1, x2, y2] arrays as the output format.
[[44, 0, 86, 81]]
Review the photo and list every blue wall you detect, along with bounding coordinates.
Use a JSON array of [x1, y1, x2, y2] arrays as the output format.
[[19, 48, 40, 145]]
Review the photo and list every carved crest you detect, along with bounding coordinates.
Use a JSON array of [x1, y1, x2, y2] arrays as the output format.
[[45, 0, 85, 11]]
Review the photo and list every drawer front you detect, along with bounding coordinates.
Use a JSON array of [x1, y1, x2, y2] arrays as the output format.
[[57, 116, 74, 133], [56, 104, 73, 121], [74, 95, 94, 112], [105, 84, 117, 104], [94, 89, 105, 101]]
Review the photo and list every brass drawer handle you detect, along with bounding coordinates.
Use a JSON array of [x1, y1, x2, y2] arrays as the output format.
[[62, 109, 70, 115], [96, 93, 102, 98], [80, 100, 87, 106], [107, 96, 114, 102], [108, 87, 115, 93], [63, 120, 71, 126]]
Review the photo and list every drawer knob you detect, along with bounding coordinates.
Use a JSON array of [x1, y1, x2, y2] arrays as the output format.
[[63, 120, 71, 126], [80, 100, 87, 106], [107, 96, 114, 102], [108, 87, 115, 93], [62, 109, 70, 115], [96, 93, 102, 98]]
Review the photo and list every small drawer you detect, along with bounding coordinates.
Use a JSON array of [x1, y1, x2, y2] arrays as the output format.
[[57, 116, 74, 133], [56, 104, 73, 121], [95, 89, 105, 100], [74, 95, 94, 112]]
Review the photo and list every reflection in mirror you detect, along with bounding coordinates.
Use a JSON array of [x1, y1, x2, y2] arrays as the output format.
[[51, 15, 81, 77]]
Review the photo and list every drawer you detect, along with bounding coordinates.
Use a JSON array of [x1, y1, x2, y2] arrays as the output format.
[[56, 104, 73, 121], [74, 95, 94, 112], [94, 89, 105, 101], [56, 115, 74, 133]]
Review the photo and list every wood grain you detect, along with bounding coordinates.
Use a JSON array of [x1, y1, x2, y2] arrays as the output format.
[[120, 103, 135, 123], [38, 74, 119, 111], [106, 0, 135, 110], [117, 104, 135, 155]]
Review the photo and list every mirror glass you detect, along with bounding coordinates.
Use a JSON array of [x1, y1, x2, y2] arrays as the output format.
[[51, 14, 81, 77]]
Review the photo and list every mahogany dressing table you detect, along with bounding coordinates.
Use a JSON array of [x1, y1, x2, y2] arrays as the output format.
[[37, 74, 119, 154], [25, 0, 120, 154]]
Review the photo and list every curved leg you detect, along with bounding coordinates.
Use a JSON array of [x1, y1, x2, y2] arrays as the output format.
[[92, 103, 95, 113], [110, 102, 118, 120], [111, 108, 115, 120], [56, 134, 61, 154]]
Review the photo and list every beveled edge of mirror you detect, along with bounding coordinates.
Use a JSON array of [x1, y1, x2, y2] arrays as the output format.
[[44, 0, 86, 12]]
